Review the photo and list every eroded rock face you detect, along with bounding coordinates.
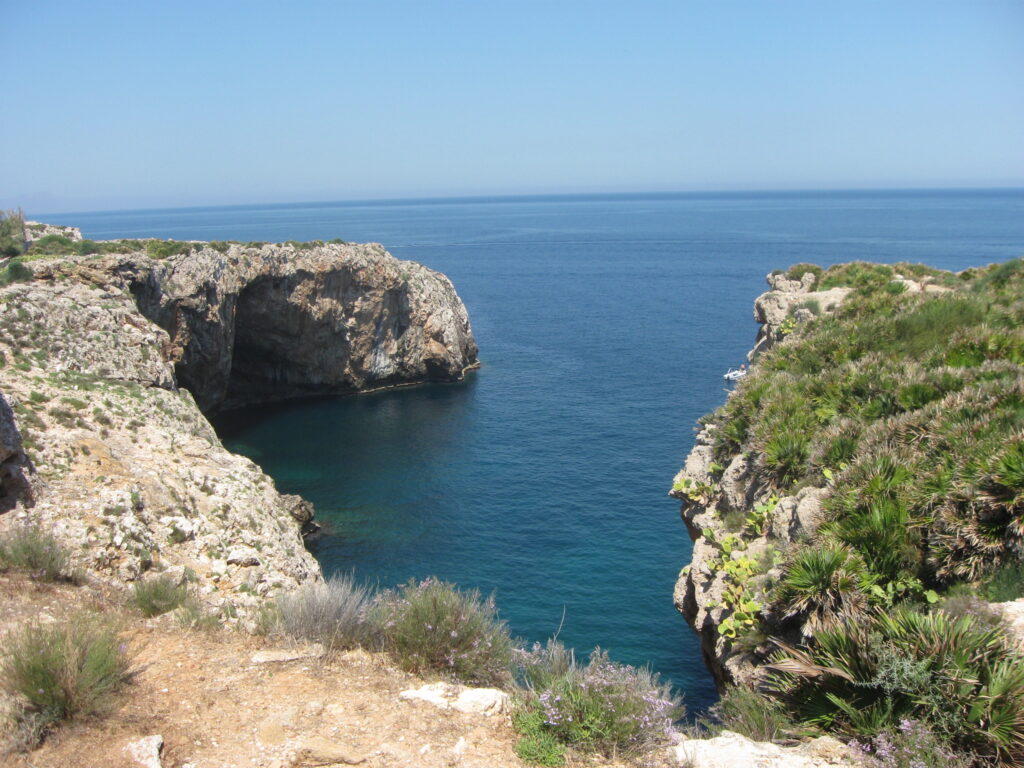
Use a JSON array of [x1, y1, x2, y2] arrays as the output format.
[[0, 240, 478, 623], [749, 272, 850, 361], [0, 392, 32, 511], [44, 242, 478, 413]]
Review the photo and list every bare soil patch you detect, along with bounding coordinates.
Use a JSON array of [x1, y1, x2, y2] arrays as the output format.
[[0, 572, 541, 768]]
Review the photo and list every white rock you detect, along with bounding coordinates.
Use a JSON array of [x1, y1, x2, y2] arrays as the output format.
[[124, 734, 163, 768], [998, 599, 1024, 649], [451, 687, 509, 715], [398, 682, 455, 708], [452, 737, 468, 755], [227, 546, 261, 566], [670, 731, 853, 768]]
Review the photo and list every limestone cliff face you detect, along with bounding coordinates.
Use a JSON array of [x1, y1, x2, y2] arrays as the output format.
[[45, 241, 479, 413], [0, 393, 31, 512], [747, 272, 849, 362], [0, 239, 478, 625]]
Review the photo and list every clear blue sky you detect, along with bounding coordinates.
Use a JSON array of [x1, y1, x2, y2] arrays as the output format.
[[2, 0, 1022, 213]]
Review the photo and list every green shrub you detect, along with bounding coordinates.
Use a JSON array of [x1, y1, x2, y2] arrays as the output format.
[[777, 544, 870, 633], [75, 239, 101, 255], [983, 559, 1024, 602], [145, 240, 193, 259], [513, 708, 566, 766], [0, 210, 25, 258], [376, 577, 513, 686], [848, 719, 975, 768], [819, 261, 894, 292], [274, 574, 375, 650], [0, 525, 69, 581], [514, 640, 683, 759], [704, 684, 797, 742], [763, 432, 810, 488], [26, 234, 74, 255], [174, 597, 222, 631], [132, 575, 189, 617], [794, 298, 821, 316], [785, 263, 823, 282], [0, 613, 130, 747], [767, 606, 1024, 763], [0, 260, 33, 286]]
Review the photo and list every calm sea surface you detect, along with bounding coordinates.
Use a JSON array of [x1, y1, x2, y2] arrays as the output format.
[[44, 190, 1024, 712]]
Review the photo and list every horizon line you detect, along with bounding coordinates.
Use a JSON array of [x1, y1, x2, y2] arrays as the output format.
[[30, 184, 1024, 219]]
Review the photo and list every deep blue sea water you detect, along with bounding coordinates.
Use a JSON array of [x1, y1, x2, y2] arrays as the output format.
[[43, 189, 1024, 712]]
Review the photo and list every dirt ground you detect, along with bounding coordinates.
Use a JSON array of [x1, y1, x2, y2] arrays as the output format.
[[0, 572, 553, 768]]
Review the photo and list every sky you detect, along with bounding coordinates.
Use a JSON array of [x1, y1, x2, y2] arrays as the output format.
[[2, 0, 1022, 213]]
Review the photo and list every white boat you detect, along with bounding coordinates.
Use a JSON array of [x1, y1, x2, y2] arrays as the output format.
[[723, 367, 748, 381]]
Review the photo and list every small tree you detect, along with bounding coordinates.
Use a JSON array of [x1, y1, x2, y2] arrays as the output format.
[[0, 208, 26, 259]]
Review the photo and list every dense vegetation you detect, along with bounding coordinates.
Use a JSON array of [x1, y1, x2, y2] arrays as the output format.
[[699, 258, 1024, 764]]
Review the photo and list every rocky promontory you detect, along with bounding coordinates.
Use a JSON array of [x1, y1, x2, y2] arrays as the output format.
[[0, 236, 478, 622], [671, 270, 853, 688], [670, 262, 1015, 690]]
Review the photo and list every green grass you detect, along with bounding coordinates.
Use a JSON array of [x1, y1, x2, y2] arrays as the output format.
[[0, 525, 69, 581], [0, 613, 130, 748], [131, 575, 189, 617]]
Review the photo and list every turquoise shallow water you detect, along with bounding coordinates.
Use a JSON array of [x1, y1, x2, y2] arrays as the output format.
[[48, 189, 1024, 712]]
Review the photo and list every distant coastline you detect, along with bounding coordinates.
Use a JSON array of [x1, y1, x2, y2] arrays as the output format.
[[32, 185, 1024, 221]]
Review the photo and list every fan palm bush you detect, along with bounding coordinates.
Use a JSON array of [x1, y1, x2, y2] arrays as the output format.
[[767, 606, 1024, 764], [777, 544, 871, 634]]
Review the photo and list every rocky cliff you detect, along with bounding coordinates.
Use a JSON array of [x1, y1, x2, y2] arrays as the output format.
[[670, 267, 959, 688], [35, 241, 478, 413], [0, 238, 478, 623]]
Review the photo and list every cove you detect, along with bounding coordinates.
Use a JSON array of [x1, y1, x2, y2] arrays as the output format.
[[63, 189, 1024, 713]]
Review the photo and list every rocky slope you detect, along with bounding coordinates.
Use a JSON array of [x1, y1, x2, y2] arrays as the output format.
[[0, 238, 478, 623]]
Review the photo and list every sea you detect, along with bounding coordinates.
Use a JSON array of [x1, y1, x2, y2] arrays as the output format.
[[41, 189, 1024, 712]]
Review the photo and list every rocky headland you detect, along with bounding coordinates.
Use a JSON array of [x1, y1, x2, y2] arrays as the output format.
[[0, 234, 478, 623], [670, 258, 1024, 763]]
